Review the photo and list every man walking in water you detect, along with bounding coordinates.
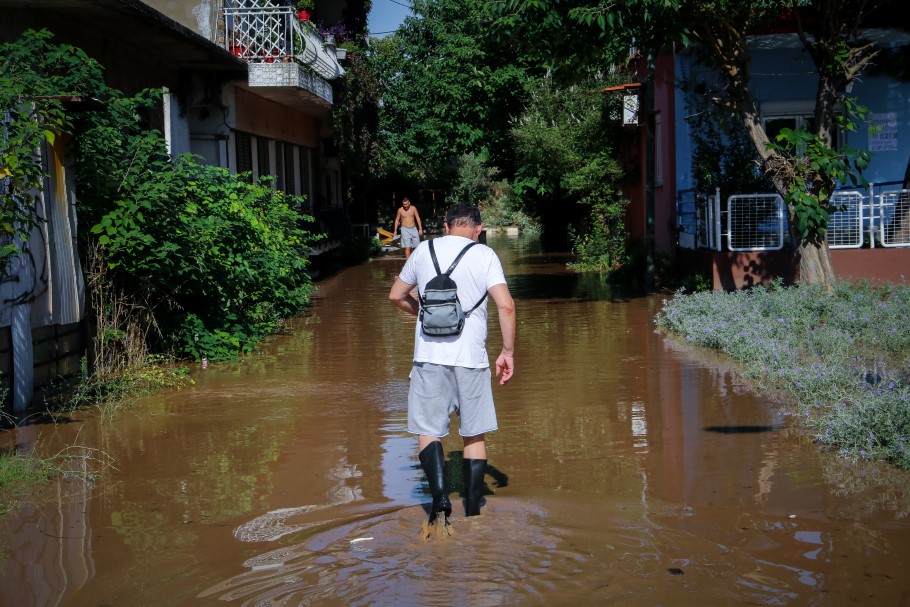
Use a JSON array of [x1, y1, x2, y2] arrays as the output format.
[[392, 197, 423, 259], [388, 204, 516, 537]]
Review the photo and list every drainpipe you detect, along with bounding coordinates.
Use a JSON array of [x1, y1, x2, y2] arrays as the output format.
[[644, 51, 656, 292], [8, 239, 34, 414]]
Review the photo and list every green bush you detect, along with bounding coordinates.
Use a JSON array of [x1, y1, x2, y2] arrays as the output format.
[[0, 29, 111, 274], [90, 154, 321, 360], [512, 76, 629, 270]]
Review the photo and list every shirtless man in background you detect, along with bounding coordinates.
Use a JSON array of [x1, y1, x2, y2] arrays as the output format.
[[392, 198, 423, 259]]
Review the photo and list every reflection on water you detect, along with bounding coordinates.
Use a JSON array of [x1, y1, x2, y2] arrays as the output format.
[[2, 234, 910, 606]]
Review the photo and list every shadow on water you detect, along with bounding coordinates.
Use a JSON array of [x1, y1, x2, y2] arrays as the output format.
[[412, 451, 510, 503], [484, 234, 647, 303], [703, 425, 785, 434]]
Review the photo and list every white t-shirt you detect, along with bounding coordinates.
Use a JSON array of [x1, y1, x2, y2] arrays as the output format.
[[399, 235, 507, 368]]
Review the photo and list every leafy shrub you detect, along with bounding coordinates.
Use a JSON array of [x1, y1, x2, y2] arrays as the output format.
[[89, 153, 321, 361], [512, 75, 629, 271], [0, 29, 111, 274]]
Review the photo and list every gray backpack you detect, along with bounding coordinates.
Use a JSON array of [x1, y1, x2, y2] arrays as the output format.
[[418, 240, 487, 336]]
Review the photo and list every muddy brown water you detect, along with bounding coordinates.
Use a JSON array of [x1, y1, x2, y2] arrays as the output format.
[[3, 235, 910, 606]]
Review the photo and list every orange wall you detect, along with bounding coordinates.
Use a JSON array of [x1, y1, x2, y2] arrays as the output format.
[[831, 248, 910, 284], [234, 88, 321, 147], [701, 248, 910, 290], [622, 52, 677, 257]]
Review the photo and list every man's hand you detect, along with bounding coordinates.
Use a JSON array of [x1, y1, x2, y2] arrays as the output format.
[[488, 283, 515, 386], [495, 351, 514, 385], [389, 277, 420, 316]]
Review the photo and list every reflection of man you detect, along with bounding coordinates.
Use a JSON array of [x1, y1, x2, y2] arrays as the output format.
[[388, 204, 516, 536], [392, 198, 423, 259]]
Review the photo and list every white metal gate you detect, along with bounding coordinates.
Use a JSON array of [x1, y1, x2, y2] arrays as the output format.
[[727, 194, 785, 251], [879, 189, 910, 247], [828, 190, 864, 248]]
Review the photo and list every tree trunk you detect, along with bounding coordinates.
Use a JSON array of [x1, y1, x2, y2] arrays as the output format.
[[736, 101, 838, 290], [794, 233, 835, 291]]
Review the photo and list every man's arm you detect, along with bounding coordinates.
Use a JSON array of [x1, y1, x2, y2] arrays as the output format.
[[488, 283, 515, 385], [389, 277, 419, 316], [392, 208, 401, 236], [414, 207, 423, 236]]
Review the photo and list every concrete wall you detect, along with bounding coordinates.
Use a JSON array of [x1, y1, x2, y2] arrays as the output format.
[[145, 0, 221, 41]]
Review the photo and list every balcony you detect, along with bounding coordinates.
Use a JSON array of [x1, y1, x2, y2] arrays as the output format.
[[223, 3, 344, 108]]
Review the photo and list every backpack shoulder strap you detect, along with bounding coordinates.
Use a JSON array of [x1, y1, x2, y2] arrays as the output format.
[[448, 241, 488, 315], [443, 241, 478, 276], [465, 291, 488, 314], [428, 239, 443, 275]]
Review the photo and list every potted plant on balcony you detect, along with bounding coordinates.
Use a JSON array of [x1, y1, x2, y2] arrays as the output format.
[[295, 0, 313, 21]]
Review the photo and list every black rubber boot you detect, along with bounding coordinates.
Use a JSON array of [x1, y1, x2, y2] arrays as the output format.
[[418, 441, 452, 523], [462, 458, 487, 517]]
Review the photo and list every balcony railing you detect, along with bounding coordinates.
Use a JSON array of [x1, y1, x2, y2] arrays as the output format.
[[222, 4, 343, 82]]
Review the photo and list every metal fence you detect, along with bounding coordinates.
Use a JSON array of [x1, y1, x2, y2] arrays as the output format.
[[878, 189, 910, 247], [727, 194, 785, 251], [828, 190, 864, 248], [677, 183, 910, 251]]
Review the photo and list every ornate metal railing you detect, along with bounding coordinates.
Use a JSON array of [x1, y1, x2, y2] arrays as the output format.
[[222, 4, 342, 81]]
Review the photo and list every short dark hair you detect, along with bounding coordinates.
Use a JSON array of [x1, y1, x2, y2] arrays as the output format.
[[445, 203, 481, 228]]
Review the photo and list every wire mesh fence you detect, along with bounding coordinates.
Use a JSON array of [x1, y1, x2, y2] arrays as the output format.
[[879, 190, 910, 248], [727, 194, 785, 251], [828, 190, 864, 249]]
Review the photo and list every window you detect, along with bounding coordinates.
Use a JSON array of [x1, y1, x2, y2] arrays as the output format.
[[282, 143, 295, 194], [761, 100, 840, 151], [235, 131, 252, 182], [256, 137, 271, 182], [298, 147, 313, 211]]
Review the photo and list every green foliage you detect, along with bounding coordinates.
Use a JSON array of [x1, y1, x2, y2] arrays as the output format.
[[0, 449, 54, 515], [567, 198, 628, 272], [0, 29, 110, 273], [678, 271, 713, 293], [766, 114, 872, 241], [448, 153, 541, 234], [656, 280, 910, 468], [87, 153, 320, 361], [493, 0, 629, 77], [449, 152, 498, 207], [372, 0, 535, 181], [512, 75, 629, 271], [0, 442, 113, 516]]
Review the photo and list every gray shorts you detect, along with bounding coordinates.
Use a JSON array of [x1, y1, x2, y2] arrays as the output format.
[[400, 225, 420, 248], [407, 362, 498, 438]]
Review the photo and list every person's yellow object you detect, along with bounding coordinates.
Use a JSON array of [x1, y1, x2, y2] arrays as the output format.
[[377, 227, 394, 239]]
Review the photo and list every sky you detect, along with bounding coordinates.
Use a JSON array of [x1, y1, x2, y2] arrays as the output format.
[[367, 0, 412, 38]]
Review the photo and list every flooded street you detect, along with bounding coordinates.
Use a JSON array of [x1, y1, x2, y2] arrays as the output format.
[[3, 234, 910, 606]]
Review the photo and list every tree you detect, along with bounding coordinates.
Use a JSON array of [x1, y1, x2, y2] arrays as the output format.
[[512, 73, 630, 270], [508, 0, 893, 288], [679, 0, 882, 289], [372, 0, 532, 185]]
